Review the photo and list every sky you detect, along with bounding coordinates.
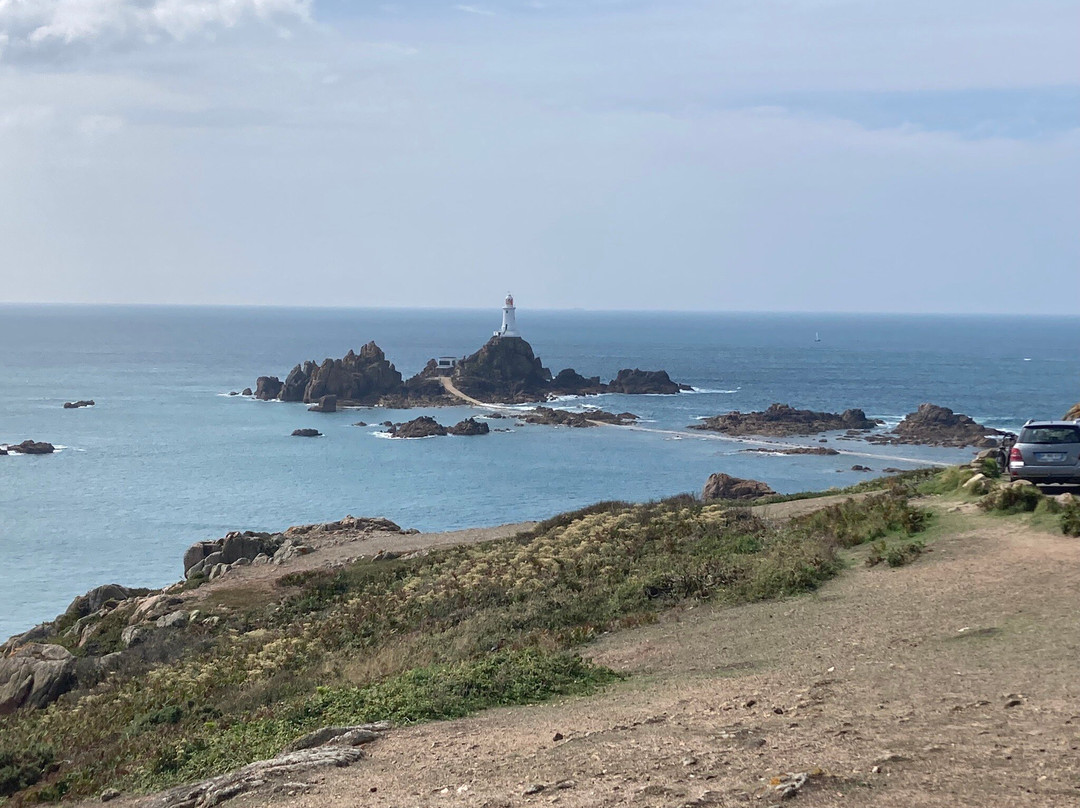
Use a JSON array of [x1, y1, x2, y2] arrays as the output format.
[[0, 0, 1077, 313]]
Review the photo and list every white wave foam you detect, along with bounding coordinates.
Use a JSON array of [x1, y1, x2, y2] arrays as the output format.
[[688, 387, 740, 394]]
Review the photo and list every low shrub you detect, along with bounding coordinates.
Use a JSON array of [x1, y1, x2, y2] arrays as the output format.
[[0, 744, 55, 797], [979, 484, 1043, 514], [1062, 503, 1080, 537]]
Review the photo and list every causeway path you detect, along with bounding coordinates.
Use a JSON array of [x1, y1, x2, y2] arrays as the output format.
[[436, 376, 950, 468]]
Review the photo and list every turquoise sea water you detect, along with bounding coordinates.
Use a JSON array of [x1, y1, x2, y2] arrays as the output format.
[[1, 306, 1077, 640]]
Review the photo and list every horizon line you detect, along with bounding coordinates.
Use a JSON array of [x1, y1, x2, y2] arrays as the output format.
[[1, 301, 1078, 318]]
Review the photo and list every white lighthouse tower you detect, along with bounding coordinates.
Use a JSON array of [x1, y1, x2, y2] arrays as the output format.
[[496, 292, 520, 338]]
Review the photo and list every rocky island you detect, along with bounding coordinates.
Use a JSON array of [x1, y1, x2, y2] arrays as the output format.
[[1, 440, 56, 455], [250, 298, 688, 407], [868, 403, 1010, 448], [691, 403, 881, 437]]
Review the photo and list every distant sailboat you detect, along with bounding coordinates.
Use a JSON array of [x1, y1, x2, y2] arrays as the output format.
[[814, 332, 821, 343]]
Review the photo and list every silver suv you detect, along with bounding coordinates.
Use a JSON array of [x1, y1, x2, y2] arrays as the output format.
[[1008, 420, 1080, 485]]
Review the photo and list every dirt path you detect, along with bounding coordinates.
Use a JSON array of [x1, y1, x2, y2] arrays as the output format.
[[208, 507, 1080, 808]]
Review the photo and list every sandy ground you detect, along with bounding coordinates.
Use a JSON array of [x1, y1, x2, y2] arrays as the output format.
[[94, 497, 1080, 808]]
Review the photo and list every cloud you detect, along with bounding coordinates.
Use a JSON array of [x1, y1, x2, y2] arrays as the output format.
[[453, 5, 495, 16], [0, 0, 311, 61]]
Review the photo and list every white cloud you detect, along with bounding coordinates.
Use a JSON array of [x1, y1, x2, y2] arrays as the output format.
[[454, 5, 495, 16], [0, 0, 310, 59]]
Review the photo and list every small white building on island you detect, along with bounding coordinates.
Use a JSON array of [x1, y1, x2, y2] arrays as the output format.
[[495, 293, 520, 338]]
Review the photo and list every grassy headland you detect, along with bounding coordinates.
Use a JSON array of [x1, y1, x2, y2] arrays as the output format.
[[1, 480, 934, 804]]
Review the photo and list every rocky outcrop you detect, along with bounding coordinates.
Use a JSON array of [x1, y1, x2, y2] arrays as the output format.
[[63, 400, 94, 409], [2, 440, 56, 455], [448, 337, 552, 404], [258, 337, 689, 408], [0, 643, 77, 713], [448, 418, 490, 436], [692, 404, 880, 437], [291, 428, 321, 437], [265, 342, 406, 406], [522, 407, 637, 428], [1065, 402, 1080, 421], [308, 395, 337, 413], [255, 376, 283, 400], [701, 473, 776, 501], [874, 403, 1008, 448], [548, 368, 605, 396], [606, 369, 689, 395], [388, 416, 448, 438], [741, 446, 840, 456]]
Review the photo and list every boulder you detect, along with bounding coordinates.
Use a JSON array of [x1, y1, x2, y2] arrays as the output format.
[[5, 440, 56, 455], [308, 395, 337, 413], [0, 643, 77, 713], [254, 376, 283, 401], [702, 473, 776, 501], [242, 388, 253, 397], [448, 418, 490, 436], [63, 584, 138, 621], [606, 369, 687, 395], [292, 428, 321, 437], [389, 416, 448, 438], [692, 404, 879, 437], [63, 400, 95, 409], [183, 542, 220, 577], [851, 465, 872, 472]]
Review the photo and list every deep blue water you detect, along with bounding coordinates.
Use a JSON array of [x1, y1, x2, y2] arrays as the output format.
[[1, 306, 1077, 640]]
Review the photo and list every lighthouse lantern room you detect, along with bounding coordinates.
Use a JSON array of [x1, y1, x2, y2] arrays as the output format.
[[496, 293, 520, 338]]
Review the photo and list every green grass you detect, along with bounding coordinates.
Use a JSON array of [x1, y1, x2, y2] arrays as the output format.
[[0, 490, 928, 805]]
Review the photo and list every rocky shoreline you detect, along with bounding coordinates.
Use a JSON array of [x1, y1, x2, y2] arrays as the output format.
[[251, 336, 688, 408]]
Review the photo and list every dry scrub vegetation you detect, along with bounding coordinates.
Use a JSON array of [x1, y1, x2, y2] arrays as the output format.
[[1, 482, 932, 804]]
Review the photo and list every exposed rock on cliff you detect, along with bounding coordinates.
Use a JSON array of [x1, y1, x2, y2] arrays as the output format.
[[1065, 402, 1080, 421], [0, 643, 77, 713], [871, 403, 1008, 448], [607, 369, 689, 395], [692, 404, 880, 437], [701, 473, 776, 501]]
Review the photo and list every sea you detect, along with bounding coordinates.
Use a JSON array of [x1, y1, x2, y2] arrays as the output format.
[[1, 306, 1077, 641]]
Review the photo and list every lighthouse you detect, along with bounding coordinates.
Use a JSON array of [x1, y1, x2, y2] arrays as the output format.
[[496, 293, 520, 338]]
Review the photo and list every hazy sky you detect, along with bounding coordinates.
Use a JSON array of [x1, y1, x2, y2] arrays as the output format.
[[0, 0, 1077, 312]]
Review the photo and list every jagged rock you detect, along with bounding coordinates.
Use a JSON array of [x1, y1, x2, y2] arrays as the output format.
[[549, 368, 604, 396], [63, 584, 140, 622], [447, 418, 490, 436], [291, 429, 321, 438], [522, 407, 596, 428], [184, 533, 282, 577], [1063, 402, 1080, 421], [4, 440, 56, 454], [63, 400, 95, 409], [0, 643, 77, 713], [702, 473, 776, 501], [606, 368, 688, 395], [692, 404, 880, 437], [388, 416, 448, 438], [885, 403, 1008, 448], [447, 336, 552, 403], [254, 376, 283, 401], [308, 395, 337, 413]]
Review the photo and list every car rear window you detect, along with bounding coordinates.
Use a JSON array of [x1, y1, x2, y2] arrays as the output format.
[[1019, 426, 1080, 444]]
